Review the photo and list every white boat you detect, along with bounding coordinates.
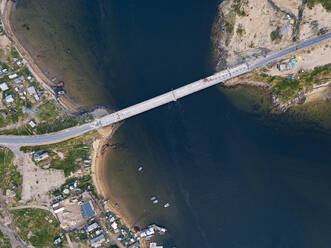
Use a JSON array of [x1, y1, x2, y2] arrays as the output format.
[[153, 200, 158, 204], [164, 203, 170, 208], [138, 166, 143, 172], [150, 196, 157, 201]]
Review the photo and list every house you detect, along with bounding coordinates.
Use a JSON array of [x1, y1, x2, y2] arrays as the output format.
[[90, 234, 105, 247], [5, 95, 14, 104], [80, 201, 96, 219], [111, 221, 118, 231], [150, 243, 163, 248], [1, 112, 7, 118], [34, 152, 49, 162], [29, 120, 36, 128], [27, 86, 40, 101], [86, 222, 98, 233], [277, 58, 296, 71], [27, 86, 37, 95], [0, 82, 9, 91], [54, 237, 62, 245], [8, 73, 18, 79], [13, 76, 25, 84]]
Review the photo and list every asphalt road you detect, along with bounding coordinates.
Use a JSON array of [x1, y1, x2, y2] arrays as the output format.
[[0, 32, 330, 146], [251, 31, 331, 69]]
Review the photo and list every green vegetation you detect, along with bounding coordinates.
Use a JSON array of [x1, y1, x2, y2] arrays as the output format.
[[12, 208, 62, 247], [253, 64, 331, 102], [21, 131, 99, 177], [304, 0, 331, 11], [38, 101, 60, 121], [0, 115, 80, 136], [0, 229, 11, 248], [69, 231, 87, 244], [223, 12, 236, 46], [10, 47, 19, 59], [53, 175, 98, 198], [236, 24, 245, 37], [231, 0, 247, 16], [50, 143, 90, 176], [0, 148, 22, 201], [270, 27, 281, 41]]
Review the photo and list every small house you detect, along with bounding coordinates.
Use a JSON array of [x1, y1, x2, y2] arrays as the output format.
[[80, 201, 96, 219], [8, 73, 18, 79], [90, 234, 105, 247], [5, 95, 14, 104], [27, 86, 37, 95], [34, 151, 49, 162], [29, 120, 36, 128], [86, 222, 99, 233], [0, 82, 9, 91]]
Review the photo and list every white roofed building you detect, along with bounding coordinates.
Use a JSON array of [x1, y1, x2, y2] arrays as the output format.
[[5, 95, 14, 104], [0, 82, 9, 91]]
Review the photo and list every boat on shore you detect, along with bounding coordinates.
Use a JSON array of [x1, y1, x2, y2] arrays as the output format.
[[150, 196, 157, 201]]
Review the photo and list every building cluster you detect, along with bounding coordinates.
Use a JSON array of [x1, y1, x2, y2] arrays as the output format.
[[277, 58, 296, 71], [49, 175, 167, 247], [0, 52, 45, 127], [75, 157, 92, 175]]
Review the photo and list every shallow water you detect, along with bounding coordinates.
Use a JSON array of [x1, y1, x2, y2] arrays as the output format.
[[12, 1, 331, 247]]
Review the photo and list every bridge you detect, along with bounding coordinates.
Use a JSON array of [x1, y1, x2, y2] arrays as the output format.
[[0, 32, 330, 146]]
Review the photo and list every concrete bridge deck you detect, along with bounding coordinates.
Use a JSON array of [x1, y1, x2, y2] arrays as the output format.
[[0, 32, 330, 146]]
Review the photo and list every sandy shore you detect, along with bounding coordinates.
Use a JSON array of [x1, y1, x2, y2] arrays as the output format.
[[91, 124, 135, 230], [1, 0, 136, 233], [1, 0, 81, 114]]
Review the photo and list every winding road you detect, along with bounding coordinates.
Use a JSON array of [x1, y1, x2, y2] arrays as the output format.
[[0, 32, 329, 147]]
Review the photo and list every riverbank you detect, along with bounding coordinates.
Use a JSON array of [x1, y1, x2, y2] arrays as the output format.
[[1, 0, 141, 243], [213, 0, 331, 112], [0, 0, 82, 113], [91, 123, 138, 229]]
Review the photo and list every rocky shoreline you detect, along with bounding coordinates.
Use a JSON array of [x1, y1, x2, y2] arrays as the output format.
[[212, 0, 331, 113]]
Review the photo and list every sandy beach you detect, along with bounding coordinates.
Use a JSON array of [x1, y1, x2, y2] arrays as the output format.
[[91, 123, 137, 231], [1, 0, 81, 114], [1, 0, 136, 234]]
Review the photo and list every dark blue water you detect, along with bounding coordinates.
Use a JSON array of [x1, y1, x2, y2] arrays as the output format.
[[12, 1, 331, 247]]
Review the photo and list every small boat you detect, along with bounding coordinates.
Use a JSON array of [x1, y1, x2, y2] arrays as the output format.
[[164, 203, 170, 208], [153, 200, 158, 204], [138, 166, 143, 172], [150, 196, 157, 201]]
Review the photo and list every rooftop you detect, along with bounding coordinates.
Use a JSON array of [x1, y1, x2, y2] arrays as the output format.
[[80, 201, 96, 219]]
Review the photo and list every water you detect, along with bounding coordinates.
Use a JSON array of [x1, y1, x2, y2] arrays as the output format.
[[12, 1, 331, 247]]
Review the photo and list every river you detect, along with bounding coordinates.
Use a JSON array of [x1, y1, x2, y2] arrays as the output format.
[[11, 0, 331, 247]]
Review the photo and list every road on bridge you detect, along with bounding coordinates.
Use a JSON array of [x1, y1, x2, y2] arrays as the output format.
[[0, 32, 330, 146]]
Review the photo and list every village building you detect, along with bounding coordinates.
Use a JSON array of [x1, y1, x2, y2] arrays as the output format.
[[8, 73, 18, 79], [34, 151, 49, 162], [90, 234, 105, 247], [80, 200, 96, 219], [13, 75, 25, 84], [5, 95, 14, 104], [28, 120, 36, 128], [86, 222, 99, 233], [0, 82, 9, 91], [27, 86, 36, 95]]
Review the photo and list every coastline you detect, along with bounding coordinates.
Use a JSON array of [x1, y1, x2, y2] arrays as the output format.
[[91, 124, 135, 230], [1, 0, 137, 237], [212, 0, 331, 113], [1, 0, 81, 114]]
